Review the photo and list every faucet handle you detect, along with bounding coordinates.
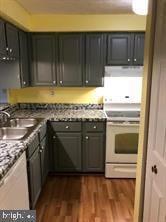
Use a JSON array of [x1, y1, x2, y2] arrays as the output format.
[[0, 111, 10, 125]]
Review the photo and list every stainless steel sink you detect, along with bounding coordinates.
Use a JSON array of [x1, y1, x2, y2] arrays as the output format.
[[8, 118, 37, 128], [0, 127, 28, 140]]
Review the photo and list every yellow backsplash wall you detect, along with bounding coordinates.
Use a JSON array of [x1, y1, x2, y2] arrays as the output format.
[[9, 87, 104, 104]]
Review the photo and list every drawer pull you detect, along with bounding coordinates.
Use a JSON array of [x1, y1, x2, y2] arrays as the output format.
[[93, 126, 97, 129], [65, 126, 69, 129], [85, 136, 89, 140]]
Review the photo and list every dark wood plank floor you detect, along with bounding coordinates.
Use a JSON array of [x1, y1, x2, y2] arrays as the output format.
[[36, 176, 135, 222]]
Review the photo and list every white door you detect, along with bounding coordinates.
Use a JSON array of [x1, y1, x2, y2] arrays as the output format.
[[143, 0, 166, 221]]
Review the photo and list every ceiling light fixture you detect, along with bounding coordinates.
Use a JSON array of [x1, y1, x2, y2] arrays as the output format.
[[132, 0, 149, 15]]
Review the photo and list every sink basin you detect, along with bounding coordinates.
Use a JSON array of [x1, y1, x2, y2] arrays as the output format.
[[8, 118, 37, 128], [0, 127, 28, 140]]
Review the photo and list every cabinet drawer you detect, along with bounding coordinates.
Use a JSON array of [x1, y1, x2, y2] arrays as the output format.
[[39, 124, 47, 141], [84, 122, 105, 132], [51, 122, 81, 132], [27, 134, 39, 158]]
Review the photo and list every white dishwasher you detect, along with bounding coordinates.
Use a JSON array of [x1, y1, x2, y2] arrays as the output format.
[[0, 152, 29, 209]]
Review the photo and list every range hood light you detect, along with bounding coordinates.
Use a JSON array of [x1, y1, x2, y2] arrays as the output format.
[[132, 0, 149, 15]]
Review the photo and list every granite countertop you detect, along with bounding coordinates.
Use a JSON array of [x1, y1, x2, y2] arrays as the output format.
[[11, 109, 107, 121], [0, 103, 11, 111], [0, 107, 106, 182], [0, 142, 25, 181]]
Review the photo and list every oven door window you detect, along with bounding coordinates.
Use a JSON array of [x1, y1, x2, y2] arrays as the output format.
[[115, 133, 138, 154]]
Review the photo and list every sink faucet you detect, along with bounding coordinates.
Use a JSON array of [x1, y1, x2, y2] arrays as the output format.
[[0, 111, 10, 126]]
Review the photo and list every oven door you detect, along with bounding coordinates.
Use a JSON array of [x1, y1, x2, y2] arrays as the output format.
[[106, 122, 139, 163]]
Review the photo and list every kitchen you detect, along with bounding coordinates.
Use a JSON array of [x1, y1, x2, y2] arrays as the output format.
[[0, 0, 166, 222]]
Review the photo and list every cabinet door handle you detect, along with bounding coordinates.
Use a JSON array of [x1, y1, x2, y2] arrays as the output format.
[[93, 126, 97, 129], [2, 56, 6, 61], [53, 80, 56, 84], [134, 58, 137, 62], [60, 80, 63, 84], [6, 47, 9, 51], [128, 59, 131, 62], [39, 150, 42, 153], [23, 81, 26, 85], [65, 126, 69, 129], [53, 136, 56, 139], [85, 80, 89, 84], [9, 48, 13, 53], [85, 136, 89, 140], [41, 146, 44, 150]]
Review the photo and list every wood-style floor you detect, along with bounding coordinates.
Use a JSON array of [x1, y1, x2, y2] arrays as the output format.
[[36, 176, 135, 222]]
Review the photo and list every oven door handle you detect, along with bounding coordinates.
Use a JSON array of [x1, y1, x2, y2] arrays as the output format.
[[107, 122, 139, 127]]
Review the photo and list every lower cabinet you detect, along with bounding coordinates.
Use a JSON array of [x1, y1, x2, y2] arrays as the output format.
[[28, 147, 41, 209], [40, 137, 49, 184], [53, 133, 82, 172], [50, 121, 106, 173], [83, 133, 105, 172], [27, 124, 49, 208]]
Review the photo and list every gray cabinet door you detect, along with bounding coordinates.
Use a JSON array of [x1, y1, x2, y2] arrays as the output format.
[[83, 133, 105, 172], [19, 30, 30, 87], [40, 137, 49, 185], [53, 133, 82, 172], [133, 33, 145, 66], [58, 34, 83, 86], [0, 22, 21, 88], [0, 19, 7, 57], [5, 23, 19, 59], [31, 34, 56, 86], [85, 34, 106, 86], [29, 147, 42, 209], [107, 33, 132, 65]]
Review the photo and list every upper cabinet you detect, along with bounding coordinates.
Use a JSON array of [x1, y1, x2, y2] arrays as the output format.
[[107, 33, 145, 66], [85, 33, 106, 87], [0, 20, 20, 62], [58, 34, 83, 86], [133, 33, 145, 66], [5, 23, 19, 59], [31, 34, 57, 86], [0, 19, 7, 59], [0, 18, 145, 89], [19, 31, 30, 87], [107, 33, 132, 65], [0, 22, 23, 88]]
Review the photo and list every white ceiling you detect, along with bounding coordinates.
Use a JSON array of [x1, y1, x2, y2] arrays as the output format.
[[16, 0, 133, 14]]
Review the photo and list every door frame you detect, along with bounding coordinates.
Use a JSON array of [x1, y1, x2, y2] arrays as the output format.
[[134, 0, 157, 221]]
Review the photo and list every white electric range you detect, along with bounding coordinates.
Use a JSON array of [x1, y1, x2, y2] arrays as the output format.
[[104, 66, 142, 178]]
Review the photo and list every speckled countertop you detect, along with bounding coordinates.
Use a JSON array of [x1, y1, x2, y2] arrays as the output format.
[[11, 109, 107, 121], [0, 103, 10, 111], [0, 107, 106, 182]]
